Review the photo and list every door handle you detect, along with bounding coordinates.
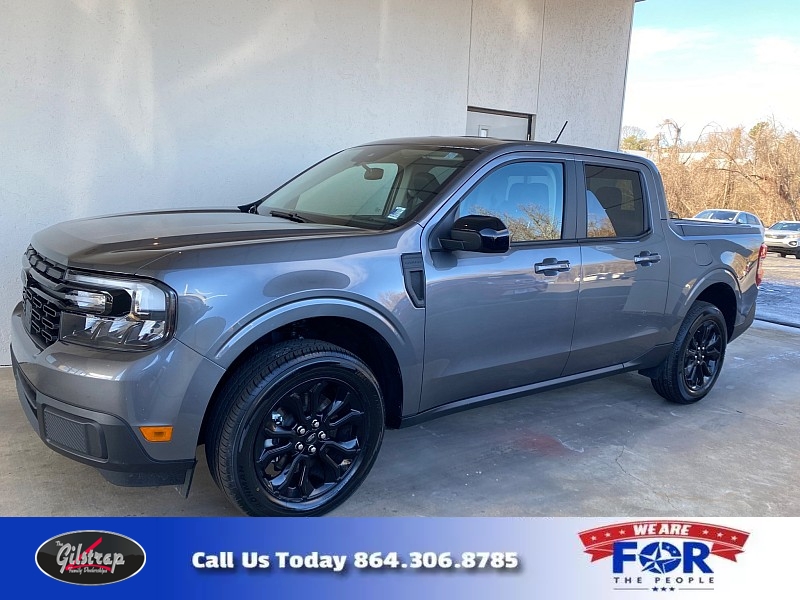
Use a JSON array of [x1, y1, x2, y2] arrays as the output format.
[[534, 258, 571, 275], [634, 251, 662, 266]]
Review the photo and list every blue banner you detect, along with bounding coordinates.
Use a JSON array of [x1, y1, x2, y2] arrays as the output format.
[[4, 517, 790, 598]]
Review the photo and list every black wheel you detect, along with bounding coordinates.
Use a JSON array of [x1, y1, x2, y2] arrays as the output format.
[[206, 339, 385, 516], [779, 253, 787, 258], [650, 301, 727, 404]]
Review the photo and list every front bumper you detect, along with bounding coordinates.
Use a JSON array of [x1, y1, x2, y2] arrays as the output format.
[[765, 238, 799, 253], [10, 302, 225, 490], [13, 353, 194, 488]]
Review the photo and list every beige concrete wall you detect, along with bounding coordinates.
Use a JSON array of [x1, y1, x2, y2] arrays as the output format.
[[535, 0, 635, 147], [0, 0, 635, 364], [467, 0, 545, 115]]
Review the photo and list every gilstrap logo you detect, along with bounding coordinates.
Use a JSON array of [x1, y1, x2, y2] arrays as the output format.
[[36, 531, 146, 585]]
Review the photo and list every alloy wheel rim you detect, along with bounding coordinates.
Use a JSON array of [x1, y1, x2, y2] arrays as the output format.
[[252, 377, 366, 504], [682, 320, 723, 393]]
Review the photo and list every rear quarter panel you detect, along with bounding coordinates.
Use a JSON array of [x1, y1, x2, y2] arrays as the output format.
[[664, 219, 763, 337]]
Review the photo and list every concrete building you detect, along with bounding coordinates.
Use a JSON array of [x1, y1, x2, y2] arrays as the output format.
[[0, 0, 638, 365]]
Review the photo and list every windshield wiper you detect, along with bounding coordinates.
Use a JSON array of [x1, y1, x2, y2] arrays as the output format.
[[269, 209, 312, 223]]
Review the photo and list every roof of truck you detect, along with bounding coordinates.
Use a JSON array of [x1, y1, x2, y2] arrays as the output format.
[[361, 136, 652, 165]]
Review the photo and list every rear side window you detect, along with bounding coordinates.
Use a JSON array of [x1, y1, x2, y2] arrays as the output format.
[[584, 165, 647, 238]]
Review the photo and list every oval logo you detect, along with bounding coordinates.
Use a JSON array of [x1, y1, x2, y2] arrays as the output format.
[[35, 530, 145, 585]]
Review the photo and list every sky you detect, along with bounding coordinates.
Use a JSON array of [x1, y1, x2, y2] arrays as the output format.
[[622, 0, 800, 142]]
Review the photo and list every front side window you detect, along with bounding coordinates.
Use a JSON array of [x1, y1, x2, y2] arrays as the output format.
[[457, 161, 564, 242], [585, 165, 647, 238], [257, 145, 478, 230]]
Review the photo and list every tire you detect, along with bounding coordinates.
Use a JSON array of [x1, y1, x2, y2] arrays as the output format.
[[779, 253, 787, 258], [650, 301, 727, 404], [206, 339, 385, 516]]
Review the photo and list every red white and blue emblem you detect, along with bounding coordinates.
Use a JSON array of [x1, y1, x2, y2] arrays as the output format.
[[578, 520, 749, 593]]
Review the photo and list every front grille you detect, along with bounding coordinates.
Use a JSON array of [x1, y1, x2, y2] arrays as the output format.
[[22, 247, 66, 348]]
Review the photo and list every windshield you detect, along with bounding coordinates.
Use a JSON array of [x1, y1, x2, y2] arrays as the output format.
[[695, 210, 737, 221], [770, 222, 800, 231], [256, 145, 479, 230]]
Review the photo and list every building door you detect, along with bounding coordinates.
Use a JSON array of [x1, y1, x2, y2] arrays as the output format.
[[466, 107, 532, 140]]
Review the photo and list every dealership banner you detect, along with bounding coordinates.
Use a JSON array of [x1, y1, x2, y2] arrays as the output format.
[[2, 517, 794, 598]]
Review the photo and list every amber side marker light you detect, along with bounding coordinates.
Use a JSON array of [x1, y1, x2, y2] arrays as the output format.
[[139, 426, 173, 442]]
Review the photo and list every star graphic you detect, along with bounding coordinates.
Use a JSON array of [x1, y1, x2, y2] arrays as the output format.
[[661, 587, 667, 592], [652, 587, 659, 592], [702, 529, 709, 535], [619, 529, 626, 535], [591, 535, 597, 541], [669, 588, 675, 592], [605, 532, 612, 538], [731, 535, 738, 541], [639, 542, 682, 574], [717, 532, 724, 538]]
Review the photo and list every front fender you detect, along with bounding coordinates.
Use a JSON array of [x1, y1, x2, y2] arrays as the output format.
[[211, 297, 411, 366], [205, 296, 424, 417]]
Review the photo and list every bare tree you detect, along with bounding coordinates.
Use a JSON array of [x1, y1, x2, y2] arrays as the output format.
[[652, 118, 800, 223]]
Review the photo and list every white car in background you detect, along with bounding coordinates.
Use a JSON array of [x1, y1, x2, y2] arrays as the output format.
[[691, 209, 765, 235], [764, 221, 800, 258]]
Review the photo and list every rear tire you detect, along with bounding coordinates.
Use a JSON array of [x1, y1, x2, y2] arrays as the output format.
[[206, 339, 385, 516], [650, 301, 727, 404]]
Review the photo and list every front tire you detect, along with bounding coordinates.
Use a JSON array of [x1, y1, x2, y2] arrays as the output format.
[[650, 301, 727, 404], [206, 339, 385, 516]]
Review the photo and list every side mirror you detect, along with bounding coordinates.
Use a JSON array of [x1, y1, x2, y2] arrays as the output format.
[[439, 215, 510, 253]]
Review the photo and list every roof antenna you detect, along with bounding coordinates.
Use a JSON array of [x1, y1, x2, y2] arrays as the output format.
[[550, 121, 568, 143]]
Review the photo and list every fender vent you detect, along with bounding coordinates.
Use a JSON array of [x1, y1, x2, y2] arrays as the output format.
[[401, 253, 426, 308]]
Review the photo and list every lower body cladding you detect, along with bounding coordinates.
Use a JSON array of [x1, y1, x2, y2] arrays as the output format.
[[9, 303, 224, 494]]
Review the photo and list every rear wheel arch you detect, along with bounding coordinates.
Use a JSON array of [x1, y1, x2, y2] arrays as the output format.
[[695, 282, 737, 339], [651, 300, 728, 404]]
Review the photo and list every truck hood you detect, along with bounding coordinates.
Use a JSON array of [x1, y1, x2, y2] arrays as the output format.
[[30, 208, 362, 274]]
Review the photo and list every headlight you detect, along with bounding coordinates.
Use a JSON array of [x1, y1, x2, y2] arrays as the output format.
[[59, 272, 176, 351]]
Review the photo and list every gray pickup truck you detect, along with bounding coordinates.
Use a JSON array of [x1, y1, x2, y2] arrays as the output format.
[[11, 137, 766, 516]]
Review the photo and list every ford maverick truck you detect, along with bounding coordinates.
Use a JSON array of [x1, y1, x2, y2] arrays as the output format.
[[11, 137, 766, 516]]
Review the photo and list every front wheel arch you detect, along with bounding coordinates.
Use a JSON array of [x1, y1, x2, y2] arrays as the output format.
[[198, 315, 406, 449]]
